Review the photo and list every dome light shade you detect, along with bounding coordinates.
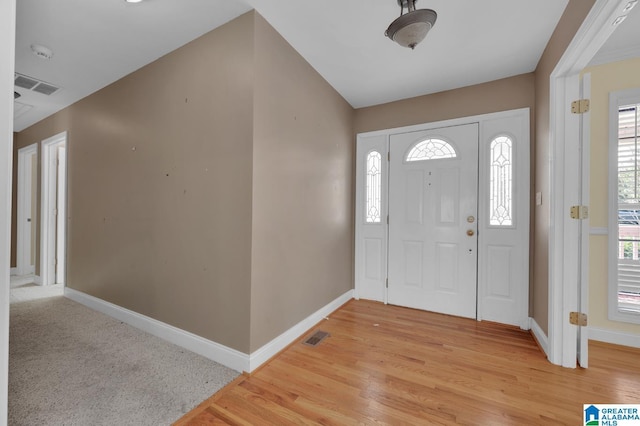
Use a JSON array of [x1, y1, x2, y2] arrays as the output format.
[[385, 1, 437, 50]]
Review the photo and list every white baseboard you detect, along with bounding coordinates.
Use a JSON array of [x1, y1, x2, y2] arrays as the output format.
[[248, 290, 354, 372], [530, 317, 549, 357], [64, 287, 354, 374], [64, 288, 249, 372], [10, 267, 17, 276], [33, 275, 42, 285], [589, 327, 640, 348]]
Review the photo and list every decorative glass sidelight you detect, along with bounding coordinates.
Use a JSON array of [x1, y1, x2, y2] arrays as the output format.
[[366, 151, 382, 223], [489, 136, 513, 226]]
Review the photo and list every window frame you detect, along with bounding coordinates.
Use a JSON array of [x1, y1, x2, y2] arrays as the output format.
[[608, 88, 640, 325]]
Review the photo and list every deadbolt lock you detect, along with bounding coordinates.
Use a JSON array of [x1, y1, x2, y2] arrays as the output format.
[[467, 216, 475, 223]]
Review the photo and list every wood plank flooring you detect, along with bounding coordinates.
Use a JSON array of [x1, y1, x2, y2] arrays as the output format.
[[175, 300, 640, 425]]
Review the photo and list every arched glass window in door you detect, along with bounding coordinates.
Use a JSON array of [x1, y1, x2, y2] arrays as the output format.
[[366, 151, 382, 223], [406, 138, 456, 161], [489, 136, 513, 226]]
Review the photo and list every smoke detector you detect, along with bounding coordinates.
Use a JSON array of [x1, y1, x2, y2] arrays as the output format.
[[30, 44, 54, 60]]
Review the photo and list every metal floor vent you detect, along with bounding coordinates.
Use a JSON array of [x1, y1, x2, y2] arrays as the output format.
[[303, 330, 329, 347]]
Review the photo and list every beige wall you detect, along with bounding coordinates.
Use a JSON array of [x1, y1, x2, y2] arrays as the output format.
[[14, 11, 356, 355], [532, 0, 596, 334], [354, 74, 535, 135], [584, 57, 640, 335], [250, 14, 355, 352], [15, 13, 256, 353]]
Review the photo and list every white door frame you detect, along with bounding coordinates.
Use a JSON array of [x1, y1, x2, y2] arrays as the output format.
[[16, 143, 37, 276], [548, 0, 632, 367], [1, 0, 16, 420], [40, 131, 67, 287]]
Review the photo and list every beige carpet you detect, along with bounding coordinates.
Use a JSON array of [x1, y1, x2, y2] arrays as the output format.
[[9, 284, 239, 425]]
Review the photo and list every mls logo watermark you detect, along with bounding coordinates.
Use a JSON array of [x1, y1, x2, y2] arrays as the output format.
[[584, 404, 640, 425]]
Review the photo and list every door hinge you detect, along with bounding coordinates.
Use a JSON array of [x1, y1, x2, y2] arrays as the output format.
[[569, 312, 588, 326], [386, 278, 388, 288], [387, 151, 390, 162], [570, 205, 589, 220], [571, 99, 590, 114], [386, 215, 389, 225]]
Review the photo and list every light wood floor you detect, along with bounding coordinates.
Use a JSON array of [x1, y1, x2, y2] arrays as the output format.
[[175, 300, 640, 425]]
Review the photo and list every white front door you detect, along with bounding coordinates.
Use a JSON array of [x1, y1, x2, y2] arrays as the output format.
[[388, 123, 479, 318]]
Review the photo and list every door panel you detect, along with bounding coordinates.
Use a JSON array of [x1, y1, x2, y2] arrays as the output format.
[[355, 134, 388, 301], [388, 123, 479, 318]]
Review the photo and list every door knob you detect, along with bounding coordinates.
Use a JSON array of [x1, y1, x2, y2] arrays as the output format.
[[467, 229, 474, 237]]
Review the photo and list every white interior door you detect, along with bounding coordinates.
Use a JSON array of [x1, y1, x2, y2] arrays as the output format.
[[17, 144, 37, 276], [388, 123, 479, 318]]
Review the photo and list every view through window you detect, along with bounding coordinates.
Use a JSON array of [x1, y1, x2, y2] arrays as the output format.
[[617, 103, 640, 314]]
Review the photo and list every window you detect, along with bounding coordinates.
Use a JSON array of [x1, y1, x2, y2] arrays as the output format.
[[366, 151, 382, 223], [614, 103, 640, 319], [406, 138, 456, 162], [489, 136, 513, 226]]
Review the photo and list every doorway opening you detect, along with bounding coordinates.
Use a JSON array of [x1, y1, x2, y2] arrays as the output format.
[[40, 132, 67, 286]]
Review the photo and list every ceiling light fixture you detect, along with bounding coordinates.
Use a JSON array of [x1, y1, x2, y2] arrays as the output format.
[[385, 0, 437, 50], [125, 0, 144, 3]]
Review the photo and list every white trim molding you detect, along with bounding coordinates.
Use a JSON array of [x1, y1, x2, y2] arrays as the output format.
[[530, 318, 549, 358], [65, 287, 354, 374], [9, 268, 17, 276], [589, 327, 640, 349], [65, 288, 249, 373], [249, 290, 354, 371]]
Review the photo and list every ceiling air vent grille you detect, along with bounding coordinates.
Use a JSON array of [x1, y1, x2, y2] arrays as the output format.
[[14, 73, 60, 96], [33, 82, 59, 96], [14, 75, 38, 90]]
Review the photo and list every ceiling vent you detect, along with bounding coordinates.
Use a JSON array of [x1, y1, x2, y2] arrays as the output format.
[[14, 73, 60, 96]]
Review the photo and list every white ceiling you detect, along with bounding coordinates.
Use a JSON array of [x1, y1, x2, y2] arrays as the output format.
[[589, 3, 640, 66], [16, 0, 634, 132]]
